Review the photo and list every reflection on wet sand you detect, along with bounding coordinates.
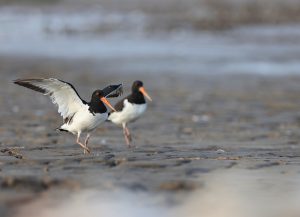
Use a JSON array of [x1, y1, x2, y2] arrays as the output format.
[[14, 170, 300, 217]]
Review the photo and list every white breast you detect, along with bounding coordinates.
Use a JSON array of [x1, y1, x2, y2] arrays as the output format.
[[61, 104, 108, 134], [108, 99, 147, 125]]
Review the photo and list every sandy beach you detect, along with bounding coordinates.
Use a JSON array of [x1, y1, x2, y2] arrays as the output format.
[[0, 57, 299, 217]]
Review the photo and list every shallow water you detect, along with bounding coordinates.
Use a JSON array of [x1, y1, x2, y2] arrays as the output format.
[[1, 7, 300, 75]]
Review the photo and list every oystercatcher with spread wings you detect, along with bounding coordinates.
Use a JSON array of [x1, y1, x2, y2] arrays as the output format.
[[108, 80, 152, 146], [14, 78, 123, 154]]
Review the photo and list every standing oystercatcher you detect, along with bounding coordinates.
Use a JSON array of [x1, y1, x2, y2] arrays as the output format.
[[14, 78, 123, 154], [108, 80, 152, 146]]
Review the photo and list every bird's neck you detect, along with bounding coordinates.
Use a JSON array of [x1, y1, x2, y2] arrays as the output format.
[[89, 98, 107, 114], [128, 91, 145, 104]]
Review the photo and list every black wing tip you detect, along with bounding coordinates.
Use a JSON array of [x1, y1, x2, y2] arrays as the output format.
[[13, 78, 45, 83], [13, 78, 28, 85], [103, 83, 123, 98], [13, 78, 27, 84], [13, 78, 47, 94], [13, 79, 20, 84]]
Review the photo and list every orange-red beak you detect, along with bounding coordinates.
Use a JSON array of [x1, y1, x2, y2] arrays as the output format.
[[100, 97, 116, 112], [139, 87, 152, 101]]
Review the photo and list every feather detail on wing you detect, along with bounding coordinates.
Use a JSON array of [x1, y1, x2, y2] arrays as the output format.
[[102, 84, 123, 98], [14, 78, 86, 120]]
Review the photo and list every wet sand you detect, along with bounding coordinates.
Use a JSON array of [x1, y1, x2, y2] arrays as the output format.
[[0, 57, 300, 216]]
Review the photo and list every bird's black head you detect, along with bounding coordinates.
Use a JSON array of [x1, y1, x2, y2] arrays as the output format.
[[132, 80, 144, 93], [89, 89, 116, 114], [131, 80, 152, 102], [92, 89, 104, 99]]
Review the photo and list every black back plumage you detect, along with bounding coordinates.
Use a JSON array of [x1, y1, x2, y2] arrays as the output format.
[[112, 80, 146, 112]]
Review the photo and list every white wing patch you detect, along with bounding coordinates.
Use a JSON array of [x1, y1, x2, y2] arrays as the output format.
[[15, 78, 86, 120]]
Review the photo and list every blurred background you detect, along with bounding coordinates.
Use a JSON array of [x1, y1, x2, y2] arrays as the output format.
[[1, 1, 300, 217], [1, 0, 300, 75]]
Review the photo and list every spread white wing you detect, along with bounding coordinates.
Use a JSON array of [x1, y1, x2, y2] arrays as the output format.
[[14, 78, 86, 121]]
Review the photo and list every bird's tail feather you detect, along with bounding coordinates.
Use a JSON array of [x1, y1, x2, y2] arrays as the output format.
[[55, 127, 69, 133]]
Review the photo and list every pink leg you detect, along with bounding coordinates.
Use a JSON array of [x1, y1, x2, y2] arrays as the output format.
[[77, 132, 90, 154], [122, 123, 131, 147], [125, 126, 132, 142], [83, 134, 91, 154]]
